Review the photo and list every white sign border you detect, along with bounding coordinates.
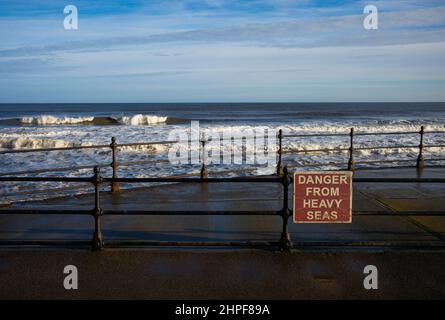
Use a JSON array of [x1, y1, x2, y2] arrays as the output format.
[[292, 171, 353, 224]]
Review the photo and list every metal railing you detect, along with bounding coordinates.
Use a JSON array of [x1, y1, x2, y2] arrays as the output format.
[[0, 166, 292, 250], [1, 165, 445, 250], [1, 126, 444, 189], [276, 126, 445, 174]]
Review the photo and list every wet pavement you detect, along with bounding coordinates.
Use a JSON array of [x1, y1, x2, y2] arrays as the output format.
[[0, 250, 444, 299], [0, 167, 444, 299]]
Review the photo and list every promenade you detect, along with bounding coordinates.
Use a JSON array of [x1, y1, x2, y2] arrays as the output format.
[[1, 167, 444, 247], [0, 167, 444, 299]]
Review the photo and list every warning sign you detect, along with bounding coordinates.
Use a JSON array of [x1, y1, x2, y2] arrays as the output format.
[[293, 171, 352, 224]]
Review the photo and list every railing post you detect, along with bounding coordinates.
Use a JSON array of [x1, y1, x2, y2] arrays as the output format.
[[279, 166, 292, 250], [276, 129, 284, 176], [92, 166, 104, 251], [348, 128, 355, 171], [110, 137, 120, 193], [200, 135, 208, 179], [417, 126, 425, 169]]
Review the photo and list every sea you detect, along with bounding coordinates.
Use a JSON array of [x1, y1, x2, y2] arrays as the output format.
[[0, 103, 444, 204]]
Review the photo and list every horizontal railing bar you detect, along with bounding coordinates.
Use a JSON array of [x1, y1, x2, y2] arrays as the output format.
[[1, 185, 91, 198], [118, 159, 170, 167], [1, 208, 443, 216], [283, 145, 435, 155], [356, 159, 415, 164], [0, 209, 93, 215], [287, 162, 348, 168], [355, 131, 419, 136], [117, 138, 248, 148], [352, 178, 445, 183], [103, 176, 282, 183], [355, 145, 417, 151], [117, 136, 268, 148], [0, 177, 93, 182], [100, 210, 445, 216], [1, 174, 444, 184], [0, 240, 93, 247], [0, 169, 269, 186], [102, 210, 279, 215], [282, 148, 349, 154], [287, 158, 444, 168], [353, 211, 445, 216], [283, 130, 444, 139], [353, 165, 416, 171], [91, 240, 277, 248], [0, 163, 109, 177], [285, 176, 445, 183], [1, 239, 443, 249], [164, 172, 198, 178], [116, 140, 177, 147], [0, 144, 110, 154], [283, 133, 349, 138], [212, 167, 258, 174]]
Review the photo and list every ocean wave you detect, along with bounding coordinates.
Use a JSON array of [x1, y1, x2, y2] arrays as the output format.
[[21, 116, 95, 125], [0, 114, 175, 126], [0, 136, 83, 149], [283, 122, 445, 134], [0, 136, 167, 153], [1, 119, 444, 204], [120, 114, 168, 125]]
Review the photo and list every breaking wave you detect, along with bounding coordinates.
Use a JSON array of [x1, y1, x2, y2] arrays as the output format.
[[119, 114, 168, 125], [0, 114, 185, 126], [0, 136, 83, 149], [0, 136, 167, 153], [1, 117, 444, 205]]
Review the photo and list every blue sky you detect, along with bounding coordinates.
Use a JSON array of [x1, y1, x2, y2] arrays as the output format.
[[0, 0, 444, 102]]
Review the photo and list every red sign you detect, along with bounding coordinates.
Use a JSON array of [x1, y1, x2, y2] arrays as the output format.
[[293, 171, 352, 224]]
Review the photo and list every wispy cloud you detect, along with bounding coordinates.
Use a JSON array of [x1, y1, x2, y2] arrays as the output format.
[[0, 0, 444, 102], [1, 6, 445, 58]]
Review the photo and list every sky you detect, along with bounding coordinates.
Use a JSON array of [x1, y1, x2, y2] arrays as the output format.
[[0, 0, 444, 102]]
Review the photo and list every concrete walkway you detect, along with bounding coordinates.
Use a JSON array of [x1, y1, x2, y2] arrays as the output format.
[[1, 250, 444, 299], [1, 167, 445, 299]]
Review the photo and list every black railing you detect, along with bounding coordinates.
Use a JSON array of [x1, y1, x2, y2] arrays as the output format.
[[277, 126, 445, 173], [1, 166, 445, 250], [0, 166, 291, 250], [1, 126, 444, 189]]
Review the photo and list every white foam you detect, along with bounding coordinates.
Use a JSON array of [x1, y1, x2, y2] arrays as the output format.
[[1, 119, 444, 204], [18, 114, 168, 126], [21, 115, 95, 125], [0, 136, 78, 149], [119, 114, 168, 125]]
